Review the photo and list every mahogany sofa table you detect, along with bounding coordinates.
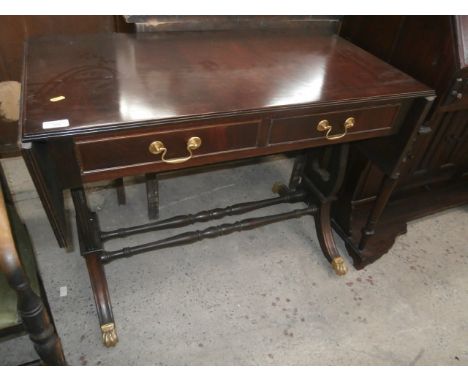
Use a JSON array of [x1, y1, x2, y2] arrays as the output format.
[[20, 29, 434, 347]]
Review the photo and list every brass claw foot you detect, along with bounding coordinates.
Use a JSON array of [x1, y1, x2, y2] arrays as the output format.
[[331, 256, 347, 276], [101, 323, 118, 347], [272, 182, 289, 195]]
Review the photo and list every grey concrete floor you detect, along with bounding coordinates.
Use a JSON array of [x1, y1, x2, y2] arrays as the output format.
[[0, 155, 467, 365]]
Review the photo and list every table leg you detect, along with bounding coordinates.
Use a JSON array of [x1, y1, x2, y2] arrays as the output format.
[[302, 144, 350, 275], [358, 175, 399, 250], [114, 178, 126, 205], [314, 201, 347, 275], [288, 152, 307, 191], [145, 173, 159, 220], [71, 188, 118, 347], [85, 254, 118, 347]]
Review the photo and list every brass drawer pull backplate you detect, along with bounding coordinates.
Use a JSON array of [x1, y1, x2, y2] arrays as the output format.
[[149, 136, 202, 164], [317, 117, 355, 140]]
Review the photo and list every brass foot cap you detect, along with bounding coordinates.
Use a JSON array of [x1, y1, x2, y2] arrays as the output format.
[[272, 182, 286, 195], [101, 323, 118, 347], [331, 256, 347, 276]]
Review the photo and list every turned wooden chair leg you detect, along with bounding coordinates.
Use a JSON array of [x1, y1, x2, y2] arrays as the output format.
[[145, 173, 159, 220], [359, 175, 399, 250], [17, 284, 67, 364], [71, 187, 118, 347], [0, 186, 66, 365]]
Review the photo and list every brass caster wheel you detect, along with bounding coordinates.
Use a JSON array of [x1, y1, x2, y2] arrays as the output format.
[[101, 322, 118, 347], [331, 256, 347, 276]]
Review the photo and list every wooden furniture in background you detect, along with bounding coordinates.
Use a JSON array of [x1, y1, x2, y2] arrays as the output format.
[[0, 163, 65, 365], [20, 26, 432, 346], [125, 15, 342, 33], [335, 16, 468, 268]]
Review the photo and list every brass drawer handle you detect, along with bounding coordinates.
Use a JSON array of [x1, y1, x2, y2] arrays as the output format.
[[149, 136, 202, 164], [317, 117, 355, 140]]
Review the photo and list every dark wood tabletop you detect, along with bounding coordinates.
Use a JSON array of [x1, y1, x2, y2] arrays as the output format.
[[21, 29, 432, 141]]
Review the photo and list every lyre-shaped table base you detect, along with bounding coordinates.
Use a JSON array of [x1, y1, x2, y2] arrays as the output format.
[[71, 145, 350, 347]]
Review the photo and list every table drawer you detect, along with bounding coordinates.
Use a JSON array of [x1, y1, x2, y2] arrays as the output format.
[[268, 104, 401, 145], [75, 120, 260, 175]]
